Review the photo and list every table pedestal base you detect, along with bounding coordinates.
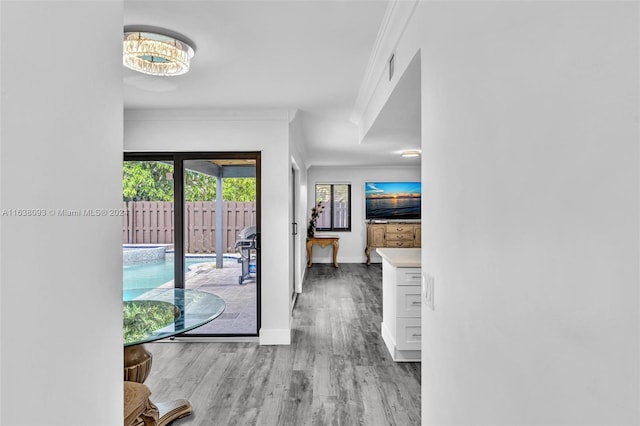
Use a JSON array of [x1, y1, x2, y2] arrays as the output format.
[[155, 400, 193, 426], [124, 345, 153, 383], [125, 344, 194, 425]]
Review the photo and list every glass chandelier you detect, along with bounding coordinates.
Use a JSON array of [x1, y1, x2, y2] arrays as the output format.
[[123, 31, 195, 76]]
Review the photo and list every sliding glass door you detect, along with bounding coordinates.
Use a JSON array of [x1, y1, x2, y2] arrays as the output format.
[[122, 160, 175, 296], [123, 152, 260, 336], [182, 157, 258, 335]]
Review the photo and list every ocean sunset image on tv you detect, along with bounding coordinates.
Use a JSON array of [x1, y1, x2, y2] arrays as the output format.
[[365, 182, 421, 220]]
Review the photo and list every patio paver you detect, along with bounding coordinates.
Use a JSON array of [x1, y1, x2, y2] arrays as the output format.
[[183, 258, 257, 335]]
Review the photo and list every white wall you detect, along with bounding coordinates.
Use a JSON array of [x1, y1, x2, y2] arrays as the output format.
[[394, 2, 639, 424], [0, 2, 124, 424], [125, 109, 292, 344], [289, 112, 309, 296], [306, 166, 420, 265]]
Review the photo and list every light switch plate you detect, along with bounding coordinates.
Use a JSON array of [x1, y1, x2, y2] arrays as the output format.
[[423, 274, 435, 310]]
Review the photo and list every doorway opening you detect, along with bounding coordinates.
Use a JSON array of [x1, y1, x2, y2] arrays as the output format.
[[123, 152, 260, 336]]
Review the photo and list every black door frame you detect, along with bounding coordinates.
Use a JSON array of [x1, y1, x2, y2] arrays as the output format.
[[124, 151, 261, 336]]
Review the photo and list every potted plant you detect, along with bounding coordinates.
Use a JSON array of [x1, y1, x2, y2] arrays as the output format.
[[307, 201, 324, 238]]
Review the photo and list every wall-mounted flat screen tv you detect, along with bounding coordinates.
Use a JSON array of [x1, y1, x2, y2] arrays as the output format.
[[365, 182, 421, 220]]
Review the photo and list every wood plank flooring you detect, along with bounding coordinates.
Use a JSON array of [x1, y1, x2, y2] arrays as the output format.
[[144, 263, 421, 425]]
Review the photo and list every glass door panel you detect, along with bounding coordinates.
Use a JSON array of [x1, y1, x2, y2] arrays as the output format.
[[122, 160, 175, 297], [183, 158, 258, 336]]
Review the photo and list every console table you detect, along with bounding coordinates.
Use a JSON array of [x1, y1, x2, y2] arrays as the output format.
[[365, 222, 421, 264], [306, 235, 339, 268]]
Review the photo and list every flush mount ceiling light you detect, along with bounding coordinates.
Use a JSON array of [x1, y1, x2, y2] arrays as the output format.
[[401, 150, 421, 158], [123, 31, 195, 76]]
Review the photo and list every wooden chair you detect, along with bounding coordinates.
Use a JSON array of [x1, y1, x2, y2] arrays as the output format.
[[124, 381, 159, 426]]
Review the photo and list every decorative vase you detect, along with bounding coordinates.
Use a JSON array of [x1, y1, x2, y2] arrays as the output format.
[[307, 202, 324, 239]]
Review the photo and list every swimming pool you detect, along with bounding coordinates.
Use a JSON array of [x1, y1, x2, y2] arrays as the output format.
[[123, 256, 193, 290], [123, 252, 237, 291]]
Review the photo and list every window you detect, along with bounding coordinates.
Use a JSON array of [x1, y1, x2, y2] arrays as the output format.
[[315, 183, 351, 231]]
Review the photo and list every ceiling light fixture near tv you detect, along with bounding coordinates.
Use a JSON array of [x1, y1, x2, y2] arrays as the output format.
[[365, 182, 421, 221]]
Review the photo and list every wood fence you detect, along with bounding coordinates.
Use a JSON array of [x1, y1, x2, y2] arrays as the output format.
[[122, 201, 256, 254], [317, 200, 349, 229]]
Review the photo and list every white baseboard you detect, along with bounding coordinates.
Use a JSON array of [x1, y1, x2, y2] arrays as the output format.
[[259, 328, 291, 345], [300, 267, 307, 289]]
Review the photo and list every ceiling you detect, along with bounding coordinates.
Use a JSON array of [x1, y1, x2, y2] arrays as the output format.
[[124, 0, 421, 168]]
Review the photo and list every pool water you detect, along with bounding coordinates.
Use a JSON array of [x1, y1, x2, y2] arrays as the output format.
[[123, 256, 219, 290]]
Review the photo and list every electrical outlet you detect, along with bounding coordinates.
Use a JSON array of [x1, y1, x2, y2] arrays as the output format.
[[423, 274, 434, 310]]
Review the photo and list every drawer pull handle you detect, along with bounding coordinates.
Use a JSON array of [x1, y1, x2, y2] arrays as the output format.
[[411, 333, 422, 338], [411, 301, 421, 306]]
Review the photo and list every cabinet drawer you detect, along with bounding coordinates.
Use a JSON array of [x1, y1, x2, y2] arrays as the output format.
[[386, 240, 414, 248], [396, 318, 421, 350], [397, 285, 421, 317], [397, 268, 421, 285], [386, 225, 413, 233], [385, 232, 413, 242]]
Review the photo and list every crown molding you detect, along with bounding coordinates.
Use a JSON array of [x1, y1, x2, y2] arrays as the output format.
[[288, 108, 299, 123], [124, 108, 291, 122], [350, 0, 419, 131]]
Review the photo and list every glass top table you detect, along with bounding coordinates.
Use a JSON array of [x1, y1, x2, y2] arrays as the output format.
[[123, 288, 226, 425], [124, 288, 226, 346]]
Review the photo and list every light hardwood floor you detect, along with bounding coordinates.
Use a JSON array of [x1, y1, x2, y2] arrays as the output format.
[[144, 263, 421, 425]]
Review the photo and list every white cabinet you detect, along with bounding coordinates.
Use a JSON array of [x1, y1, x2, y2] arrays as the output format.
[[396, 285, 422, 317], [377, 248, 421, 362]]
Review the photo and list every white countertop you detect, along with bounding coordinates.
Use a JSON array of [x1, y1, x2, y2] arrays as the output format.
[[375, 248, 421, 268]]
